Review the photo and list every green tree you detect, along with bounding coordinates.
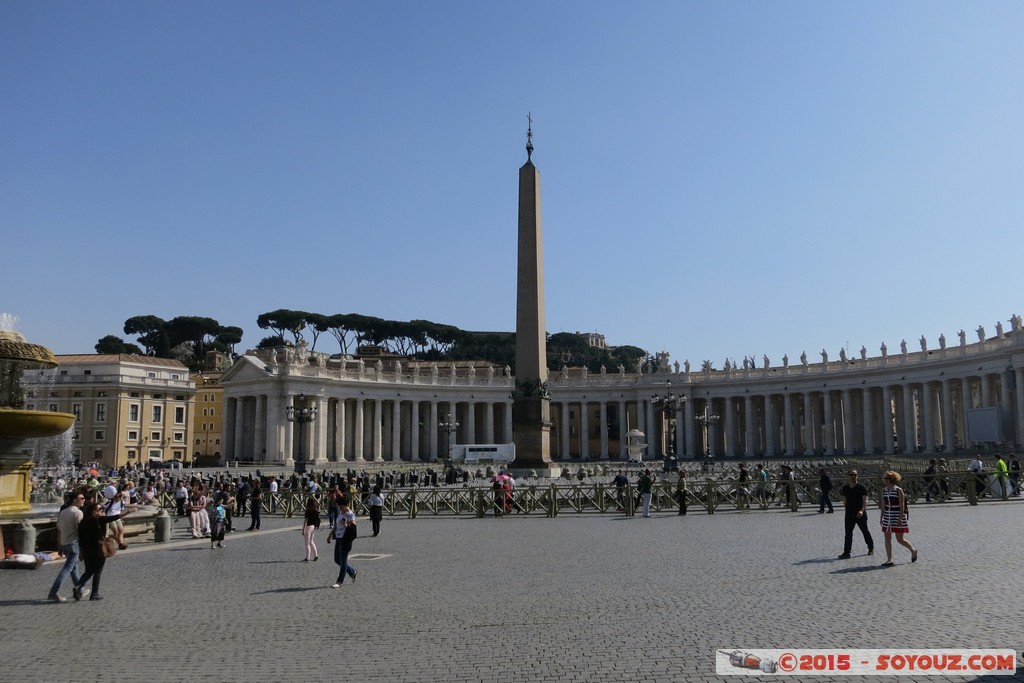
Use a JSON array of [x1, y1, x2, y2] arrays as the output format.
[[256, 309, 307, 344], [94, 335, 143, 355], [256, 334, 286, 349], [215, 326, 244, 355]]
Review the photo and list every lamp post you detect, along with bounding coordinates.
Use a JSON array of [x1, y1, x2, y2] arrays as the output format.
[[438, 412, 459, 471], [651, 379, 684, 461], [285, 394, 318, 475], [695, 401, 721, 461]]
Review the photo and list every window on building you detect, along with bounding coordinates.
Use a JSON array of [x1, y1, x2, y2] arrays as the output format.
[[174, 431, 183, 442], [203, 408, 208, 417], [97, 391, 107, 397], [171, 374, 180, 380], [151, 431, 161, 442], [128, 430, 138, 440], [128, 404, 139, 422], [149, 449, 161, 460], [94, 449, 103, 459], [127, 449, 136, 460], [147, 372, 156, 378], [73, 391, 83, 397], [73, 431, 80, 441], [49, 404, 58, 412], [174, 406, 185, 424], [152, 405, 162, 423], [96, 404, 106, 422], [84, 370, 92, 376], [72, 404, 82, 420], [215, 439, 221, 444], [94, 431, 104, 440], [60, 370, 68, 376], [175, 395, 184, 401], [195, 438, 202, 445], [210, 408, 215, 416], [130, 392, 139, 398]]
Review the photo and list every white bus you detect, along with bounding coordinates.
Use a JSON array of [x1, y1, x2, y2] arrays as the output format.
[[451, 444, 515, 464]]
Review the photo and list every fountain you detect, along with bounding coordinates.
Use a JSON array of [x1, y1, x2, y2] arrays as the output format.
[[0, 321, 76, 516]]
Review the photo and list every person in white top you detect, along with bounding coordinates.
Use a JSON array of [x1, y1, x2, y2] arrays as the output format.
[[269, 477, 279, 513], [48, 491, 85, 602]]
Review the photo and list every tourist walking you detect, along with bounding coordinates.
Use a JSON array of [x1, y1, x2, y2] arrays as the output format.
[[210, 497, 227, 549], [367, 485, 385, 536], [48, 490, 85, 602], [104, 486, 129, 550], [923, 459, 939, 502], [837, 470, 874, 559], [73, 501, 134, 601], [327, 500, 358, 587], [247, 481, 262, 531], [302, 498, 321, 562], [675, 469, 687, 515], [735, 463, 750, 509], [879, 470, 917, 566], [638, 469, 655, 518], [612, 470, 628, 511], [1010, 456, 1021, 497], [994, 454, 1009, 499], [817, 468, 834, 513]]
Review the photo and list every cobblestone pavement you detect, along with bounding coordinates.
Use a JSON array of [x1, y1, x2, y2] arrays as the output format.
[[1, 501, 1022, 682]]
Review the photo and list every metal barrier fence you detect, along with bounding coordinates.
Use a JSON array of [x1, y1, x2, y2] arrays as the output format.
[[154, 470, 1019, 519]]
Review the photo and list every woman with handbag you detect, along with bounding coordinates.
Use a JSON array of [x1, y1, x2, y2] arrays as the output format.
[[73, 501, 133, 601], [879, 470, 918, 567]]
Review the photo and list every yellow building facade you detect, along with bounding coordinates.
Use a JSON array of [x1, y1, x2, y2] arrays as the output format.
[[35, 355, 196, 468]]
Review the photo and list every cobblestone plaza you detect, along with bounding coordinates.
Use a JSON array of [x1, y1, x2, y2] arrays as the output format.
[[2, 501, 1022, 682]]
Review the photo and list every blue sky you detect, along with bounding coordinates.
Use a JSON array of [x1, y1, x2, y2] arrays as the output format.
[[3, 2, 1023, 367]]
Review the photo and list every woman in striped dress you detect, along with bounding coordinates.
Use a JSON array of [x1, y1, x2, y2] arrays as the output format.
[[879, 470, 918, 567]]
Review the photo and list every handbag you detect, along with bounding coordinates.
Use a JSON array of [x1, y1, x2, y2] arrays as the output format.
[[100, 537, 118, 558]]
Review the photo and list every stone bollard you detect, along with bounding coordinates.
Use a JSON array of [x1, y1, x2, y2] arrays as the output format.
[[153, 508, 171, 543], [10, 520, 37, 554]]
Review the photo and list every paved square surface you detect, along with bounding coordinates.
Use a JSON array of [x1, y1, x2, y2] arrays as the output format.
[[1, 501, 1022, 682]]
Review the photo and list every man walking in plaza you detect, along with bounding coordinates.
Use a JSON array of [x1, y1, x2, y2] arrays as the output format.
[[612, 470, 628, 511], [638, 469, 655, 518], [837, 469, 873, 559], [817, 468, 834, 513], [47, 490, 85, 602]]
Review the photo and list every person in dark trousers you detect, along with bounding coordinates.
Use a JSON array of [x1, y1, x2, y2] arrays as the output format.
[[675, 470, 687, 515], [247, 481, 262, 531], [817, 468, 834, 513], [837, 469, 874, 559], [327, 500, 358, 588], [73, 501, 134, 601], [235, 479, 249, 516], [367, 485, 385, 537]]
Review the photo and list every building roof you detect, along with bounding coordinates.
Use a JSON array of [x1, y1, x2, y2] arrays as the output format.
[[55, 354, 189, 369]]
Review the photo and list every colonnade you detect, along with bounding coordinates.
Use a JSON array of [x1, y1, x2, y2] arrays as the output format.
[[221, 349, 1024, 464]]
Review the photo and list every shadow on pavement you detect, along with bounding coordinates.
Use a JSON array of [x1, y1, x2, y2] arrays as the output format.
[[791, 557, 836, 566], [830, 565, 888, 574], [251, 586, 324, 595]]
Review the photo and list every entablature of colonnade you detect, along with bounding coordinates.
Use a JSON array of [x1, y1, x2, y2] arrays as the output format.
[[219, 328, 1024, 400], [543, 324, 1024, 400], [219, 348, 516, 402]]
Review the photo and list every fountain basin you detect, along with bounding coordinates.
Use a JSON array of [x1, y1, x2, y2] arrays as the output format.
[[0, 408, 75, 440]]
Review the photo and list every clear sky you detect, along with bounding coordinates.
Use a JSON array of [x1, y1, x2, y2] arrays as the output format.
[[3, 2, 1023, 368]]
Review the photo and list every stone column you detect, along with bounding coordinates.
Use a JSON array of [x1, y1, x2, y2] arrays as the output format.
[[744, 396, 755, 457], [390, 399, 402, 461], [674, 403, 684, 457], [683, 398, 695, 459], [504, 401, 513, 444], [428, 401, 439, 461], [802, 393, 813, 453], [223, 397, 236, 461], [822, 391, 834, 455], [335, 399, 347, 463], [841, 389, 853, 454], [765, 396, 776, 456], [465, 401, 476, 445], [980, 374, 991, 408], [921, 384, 935, 452], [861, 388, 873, 454], [599, 400, 609, 459], [724, 397, 735, 457], [254, 395, 267, 463], [234, 398, 247, 462], [580, 399, 590, 459], [282, 397, 294, 467], [1016, 368, 1024, 447], [783, 394, 794, 455], [999, 375, 1011, 443], [883, 388, 895, 455], [960, 378, 972, 448], [561, 402, 571, 458], [645, 400, 656, 457], [368, 399, 380, 461], [315, 396, 329, 466], [484, 401, 495, 443], [353, 399, 365, 462], [902, 384, 916, 453], [617, 400, 627, 458], [405, 403, 417, 462], [940, 380, 954, 451]]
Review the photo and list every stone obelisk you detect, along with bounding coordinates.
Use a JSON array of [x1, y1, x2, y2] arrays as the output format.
[[512, 115, 553, 469]]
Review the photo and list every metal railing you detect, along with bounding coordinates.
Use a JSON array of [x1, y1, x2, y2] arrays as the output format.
[[152, 470, 1019, 519]]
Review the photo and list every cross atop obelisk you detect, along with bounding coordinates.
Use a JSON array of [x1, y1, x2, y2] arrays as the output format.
[[512, 114, 552, 469]]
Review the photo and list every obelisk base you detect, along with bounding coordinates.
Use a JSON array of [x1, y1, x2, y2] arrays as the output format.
[[511, 396, 555, 473]]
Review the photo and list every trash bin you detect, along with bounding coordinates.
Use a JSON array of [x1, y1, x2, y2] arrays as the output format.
[[154, 508, 171, 543], [9, 520, 36, 555]]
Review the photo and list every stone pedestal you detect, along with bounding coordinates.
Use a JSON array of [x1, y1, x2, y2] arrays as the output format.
[[0, 439, 33, 516]]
